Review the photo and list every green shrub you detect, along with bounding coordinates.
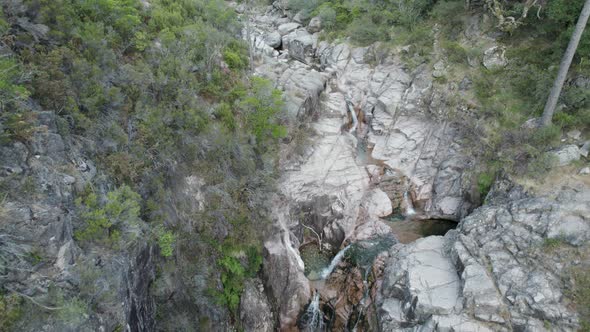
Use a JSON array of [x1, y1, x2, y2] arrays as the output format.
[[476, 172, 494, 198], [157, 230, 176, 258], [570, 265, 590, 330], [348, 17, 389, 45], [441, 40, 468, 64], [530, 125, 561, 148], [240, 77, 286, 144], [75, 185, 142, 246], [216, 245, 262, 316], [0, 293, 22, 329], [391, 0, 435, 29], [0, 111, 36, 143], [318, 6, 337, 29], [215, 103, 236, 131]]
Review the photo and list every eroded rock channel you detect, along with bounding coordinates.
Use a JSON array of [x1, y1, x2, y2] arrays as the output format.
[[234, 2, 589, 332]]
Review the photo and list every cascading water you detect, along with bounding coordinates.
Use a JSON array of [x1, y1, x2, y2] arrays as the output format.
[[403, 191, 416, 216], [319, 245, 351, 279], [346, 100, 358, 134], [301, 292, 324, 331]]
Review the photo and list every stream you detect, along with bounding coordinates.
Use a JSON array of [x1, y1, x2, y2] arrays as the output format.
[[239, 3, 463, 330]]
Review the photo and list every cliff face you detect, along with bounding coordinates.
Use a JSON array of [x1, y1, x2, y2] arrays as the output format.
[[0, 109, 156, 331]]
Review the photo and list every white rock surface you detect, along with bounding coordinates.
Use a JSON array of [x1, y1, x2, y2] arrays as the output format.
[[483, 46, 507, 69], [551, 144, 581, 166], [378, 179, 589, 331]]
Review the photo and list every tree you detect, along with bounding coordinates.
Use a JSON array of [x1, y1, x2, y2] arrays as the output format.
[[541, 0, 590, 126]]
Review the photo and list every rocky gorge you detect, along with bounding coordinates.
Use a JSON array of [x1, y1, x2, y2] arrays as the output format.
[[235, 2, 590, 331], [0, 0, 588, 331]]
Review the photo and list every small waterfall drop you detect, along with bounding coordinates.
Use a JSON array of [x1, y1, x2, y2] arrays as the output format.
[[283, 230, 305, 270], [403, 191, 416, 216], [302, 292, 324, 331], [346, 100, 358, 134], [319, 245, 351, 279]]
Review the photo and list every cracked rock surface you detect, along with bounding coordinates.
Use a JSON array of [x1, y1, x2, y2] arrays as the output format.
[[377, 178, 589, 331]]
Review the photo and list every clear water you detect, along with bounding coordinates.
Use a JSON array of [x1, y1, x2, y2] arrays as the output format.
[[386, 218, 457, 244], [300, 243, 332, 280]]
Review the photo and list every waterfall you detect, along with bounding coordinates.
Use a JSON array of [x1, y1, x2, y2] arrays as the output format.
[[320, 245, 351, 279], [404, 191, 416, 216], [302, 292, 323, 331], [346, 100, 358, 134], [283, 230, 305, 270]]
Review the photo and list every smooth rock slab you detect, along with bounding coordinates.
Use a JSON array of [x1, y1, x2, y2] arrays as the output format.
[[363, 188, 392, 217], [278, 22, 300, 36]]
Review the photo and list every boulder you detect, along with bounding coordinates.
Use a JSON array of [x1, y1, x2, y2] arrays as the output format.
[[307, 16, 322, 33], [363, 188, 392, 218], [566, 129, 582, 140], [278, 22, 300, 36], [286, 31, 315, 63], [483, 46, 507, 70], [550, 144, 581, 166], [432, 60, 447, 78], [265, 31, 282, 48], [580, 140, 589, 158]]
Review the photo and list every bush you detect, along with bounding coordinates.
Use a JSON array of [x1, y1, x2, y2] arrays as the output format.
[[75, 185, 142, 246], [318, 6, 337, 29], [240, 77, 286, 144], [570, 265, 590, 330], [441, 40, 468, 64], [348, 17, 389, 45], [216, 245, 262, 316], [157, 229, 176, 258], [391, 0, 435, 29], [0, 293, 22, 329], [530, 124, 561, 148], [477, 172, 494, 198]]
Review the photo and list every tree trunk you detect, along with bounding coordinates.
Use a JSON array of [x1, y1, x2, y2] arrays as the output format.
[[541, 0, 590, 126]]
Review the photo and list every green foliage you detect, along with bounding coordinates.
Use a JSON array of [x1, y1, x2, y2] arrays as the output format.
[[0, 57, 30, 105], [570, 265, 590, 330], [216, 245, 262, 315], [240, 77, 286, 144], [223, 41, 249, 71], [542, 237, 566, 250], [318, 6, 337, 29], [75, 185, 142, 246], [0, 8, 9, 35], [530, 125, 561, 147], [391, 0, 435, 29], [347, 16, 390, 45], [102, 152, 145, 185], [0, 111, 36, 143], [441, 40, 468, 64], [476, 172, 494, 198], [215, 103, 236, 131], [1, 0, 284, 327], [157, 230, 176, 258], [0, 293, 22, 329]]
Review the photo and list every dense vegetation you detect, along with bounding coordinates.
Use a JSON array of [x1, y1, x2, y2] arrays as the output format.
[[0, 0, 285, 329]]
